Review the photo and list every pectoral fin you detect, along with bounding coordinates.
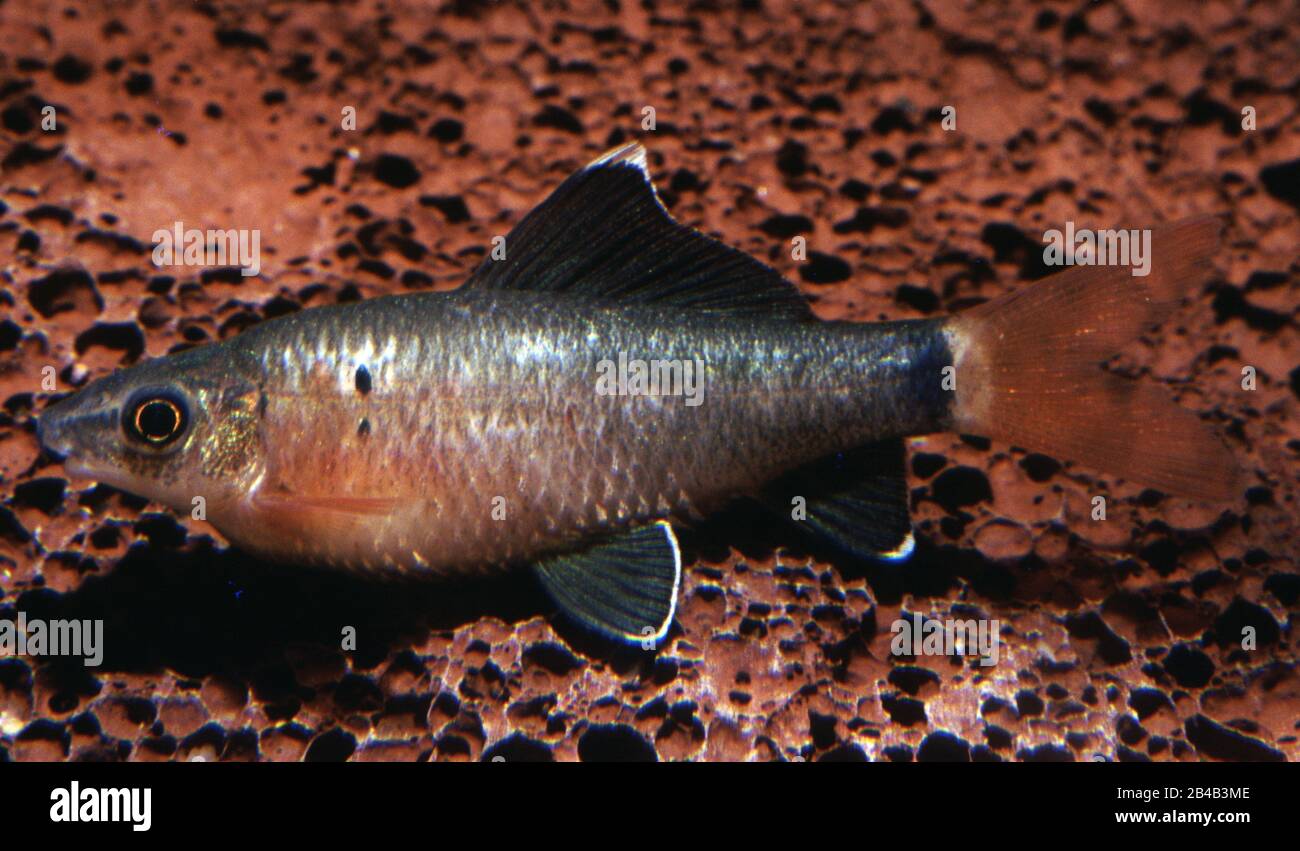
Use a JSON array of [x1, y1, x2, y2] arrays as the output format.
[[533, 520, 682, 645], [248, 492, 402, 541]]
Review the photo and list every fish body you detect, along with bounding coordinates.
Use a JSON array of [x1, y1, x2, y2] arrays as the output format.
[[37, 143, 1239, 643], [43, 289, 947, 571]]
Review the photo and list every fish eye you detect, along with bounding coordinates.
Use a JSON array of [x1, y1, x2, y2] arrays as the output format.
[[124, 390, 189, 447]]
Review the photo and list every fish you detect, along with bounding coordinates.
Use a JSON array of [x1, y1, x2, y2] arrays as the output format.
[[36, 142, 1241, 645]]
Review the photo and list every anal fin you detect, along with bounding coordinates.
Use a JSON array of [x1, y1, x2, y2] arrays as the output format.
[[533, 520, 682, 645], [760, 439, 915, 561]]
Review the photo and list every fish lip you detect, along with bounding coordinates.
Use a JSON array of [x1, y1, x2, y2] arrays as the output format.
[[36, 398, 117, 478], [36, 417, 95, 479], [60, 458, 101, 481], [35, 413, 71, 461], [36, 418, 107, 481]]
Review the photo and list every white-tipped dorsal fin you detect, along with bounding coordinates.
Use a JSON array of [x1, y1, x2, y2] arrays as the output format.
[[465, 142, 815, 321]]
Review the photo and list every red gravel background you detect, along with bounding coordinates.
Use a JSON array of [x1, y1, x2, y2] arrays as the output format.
[[0, 0, 1297, 761]]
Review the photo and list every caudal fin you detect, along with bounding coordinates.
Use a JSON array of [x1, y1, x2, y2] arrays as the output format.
[[946, 217, 1241, 502]]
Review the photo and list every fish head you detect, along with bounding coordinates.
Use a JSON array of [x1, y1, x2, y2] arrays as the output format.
[[37, 344, 266, 514]]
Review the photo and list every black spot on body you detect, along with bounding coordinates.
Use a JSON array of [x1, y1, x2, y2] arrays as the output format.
[[355, 364, 371, 395], [358, 418, 371, 437]]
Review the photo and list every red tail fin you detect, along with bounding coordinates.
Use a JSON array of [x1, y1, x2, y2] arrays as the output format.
[[946, 217, 1240, 502]]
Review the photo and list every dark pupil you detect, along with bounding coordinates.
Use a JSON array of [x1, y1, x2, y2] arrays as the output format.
[[138, 401, 179, 440]]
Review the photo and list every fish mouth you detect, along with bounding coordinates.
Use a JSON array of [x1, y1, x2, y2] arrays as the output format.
[[36, 418, 63, 458], [35, 412, 72, 461], [55, 454, 103, 481], [36, 401, 118, 481]]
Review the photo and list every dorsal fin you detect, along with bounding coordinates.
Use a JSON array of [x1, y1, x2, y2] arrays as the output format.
[[465, 142, 815, 320]]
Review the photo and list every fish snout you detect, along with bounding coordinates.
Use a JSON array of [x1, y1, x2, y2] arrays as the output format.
[[36, 407, 73, 460], [36, 394, 115, 474]]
